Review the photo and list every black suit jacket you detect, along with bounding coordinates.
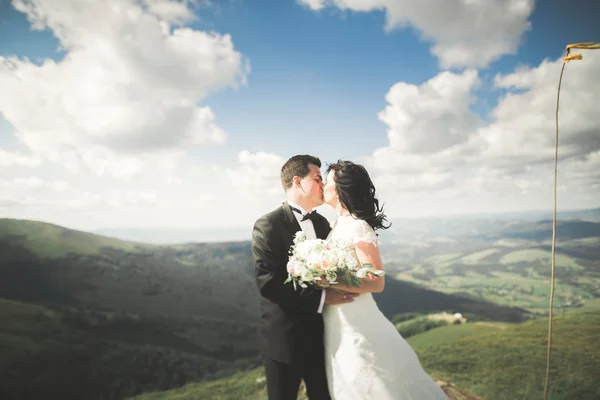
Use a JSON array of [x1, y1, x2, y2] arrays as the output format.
[[252, 202, 332, 364]]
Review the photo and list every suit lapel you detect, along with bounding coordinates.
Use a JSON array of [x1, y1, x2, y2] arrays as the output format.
[[282, 202, 302, 240]]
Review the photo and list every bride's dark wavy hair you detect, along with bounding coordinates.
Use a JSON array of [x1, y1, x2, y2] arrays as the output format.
[[326, 160, 391, 232]]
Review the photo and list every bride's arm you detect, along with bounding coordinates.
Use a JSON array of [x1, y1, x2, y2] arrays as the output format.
[[331, 241, 385, 293]]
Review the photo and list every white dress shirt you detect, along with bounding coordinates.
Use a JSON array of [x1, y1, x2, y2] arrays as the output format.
[[287, 199, 327, 313]]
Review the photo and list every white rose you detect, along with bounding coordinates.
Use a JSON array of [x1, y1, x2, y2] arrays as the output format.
[[294, 231, 307, 244], [287, 259, 299, 276]]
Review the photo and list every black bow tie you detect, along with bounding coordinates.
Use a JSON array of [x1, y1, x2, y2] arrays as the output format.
[[291, 206, 319, 222]]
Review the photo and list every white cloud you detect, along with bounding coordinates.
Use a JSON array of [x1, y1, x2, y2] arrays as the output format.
[[0, 176, 69, 192], [60, 190, 158, 211], [2, 0, 597, 232], [0, 150, 287, 230], [226, 150, 286, 198], [1, 0, 249, 178], [369, 51, 600, 216], [0, 174, 157, 210], [0, 147, 41, 167], [297, 0, 326, 11], [561, 150, 600, 190], [378, 69, 480, 154], [0, 0, 260, 230], [297, 0, 534, 69], [141, 0, 197, 24], [477, 54, 600, 165]]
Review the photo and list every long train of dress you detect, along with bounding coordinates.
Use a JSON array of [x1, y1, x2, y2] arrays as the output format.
[[324, 293, 449, 399], [323, 215, 448, 399]]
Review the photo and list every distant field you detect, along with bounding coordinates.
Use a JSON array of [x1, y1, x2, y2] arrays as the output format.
[[492, 238, 533, 247], [397, 271, 597, 313], [387, 225, 600, 313], [580, 298, 600, 311], [561, 237, 600, 246], [460, 249, 500, 264], [426, 253, 463, 264], [402, 269, 596, 312], [499, 249, 582, 269]]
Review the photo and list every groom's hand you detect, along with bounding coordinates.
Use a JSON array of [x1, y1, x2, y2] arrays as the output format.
[[324, 289, 359, 305], [315, 276, 331, 288]]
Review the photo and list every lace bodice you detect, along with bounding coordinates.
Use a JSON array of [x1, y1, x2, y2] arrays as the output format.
[[329, 214, 379, 247]]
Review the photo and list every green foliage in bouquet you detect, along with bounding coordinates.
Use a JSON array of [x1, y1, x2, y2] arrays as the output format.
[[336, 263, 385, 288]]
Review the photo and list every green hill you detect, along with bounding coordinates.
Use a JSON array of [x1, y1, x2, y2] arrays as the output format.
[[406, 321, 509, 348], [131, 310, 600, 400], [0, 217, 579, 399], [0, 298, 261, 399], [0, 218, 528, 323], [0, 218, 259, 320], [411, 310, 600, 400], [498, 220, 600, 242], [0, 218, 145, 258], [0, 219, 262, 399]]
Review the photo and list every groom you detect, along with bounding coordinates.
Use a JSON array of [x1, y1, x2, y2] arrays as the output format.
[[252, 154, 358, 399]]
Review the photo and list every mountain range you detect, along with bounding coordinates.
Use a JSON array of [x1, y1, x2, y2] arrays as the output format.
[[1, 212, 599, 399]]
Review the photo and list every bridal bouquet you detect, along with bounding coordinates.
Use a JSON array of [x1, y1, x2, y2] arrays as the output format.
[[284, 231, 385, 290]]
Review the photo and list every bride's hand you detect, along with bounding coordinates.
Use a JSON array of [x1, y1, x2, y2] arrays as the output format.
[[324, 288, 358, 305]]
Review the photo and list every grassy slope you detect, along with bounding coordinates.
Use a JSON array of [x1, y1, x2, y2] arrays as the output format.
[[406, 321, 509, 348], [132, 311, 600, 400], [130, 368, 269, 400], [0, 298, 260, 400], [414, 310, 600, 400], [0, 299, 60, 371], [0, 218, 147, 258]]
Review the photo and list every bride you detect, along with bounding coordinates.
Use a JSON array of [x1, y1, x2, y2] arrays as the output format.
[[321, 160, 448, 400]]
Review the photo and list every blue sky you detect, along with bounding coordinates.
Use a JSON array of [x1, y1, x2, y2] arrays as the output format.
[[0, 0, 599, 231], [2, 0, 595, 162]]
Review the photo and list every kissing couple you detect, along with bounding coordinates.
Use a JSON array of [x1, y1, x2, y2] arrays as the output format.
[[252, 154, 448, 399]]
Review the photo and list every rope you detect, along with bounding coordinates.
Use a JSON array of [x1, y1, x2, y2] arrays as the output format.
[[543, 41, 599, 400]]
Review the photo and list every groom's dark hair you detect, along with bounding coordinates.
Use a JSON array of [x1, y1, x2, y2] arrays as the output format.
[[281, 154, 321, 190]]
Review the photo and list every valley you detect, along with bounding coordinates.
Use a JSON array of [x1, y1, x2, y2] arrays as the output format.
[[1, 211, 599, 399], [378, 216, 600, 314]]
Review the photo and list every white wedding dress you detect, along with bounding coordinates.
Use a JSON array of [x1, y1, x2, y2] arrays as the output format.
[[323, 215, 449, 400]]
